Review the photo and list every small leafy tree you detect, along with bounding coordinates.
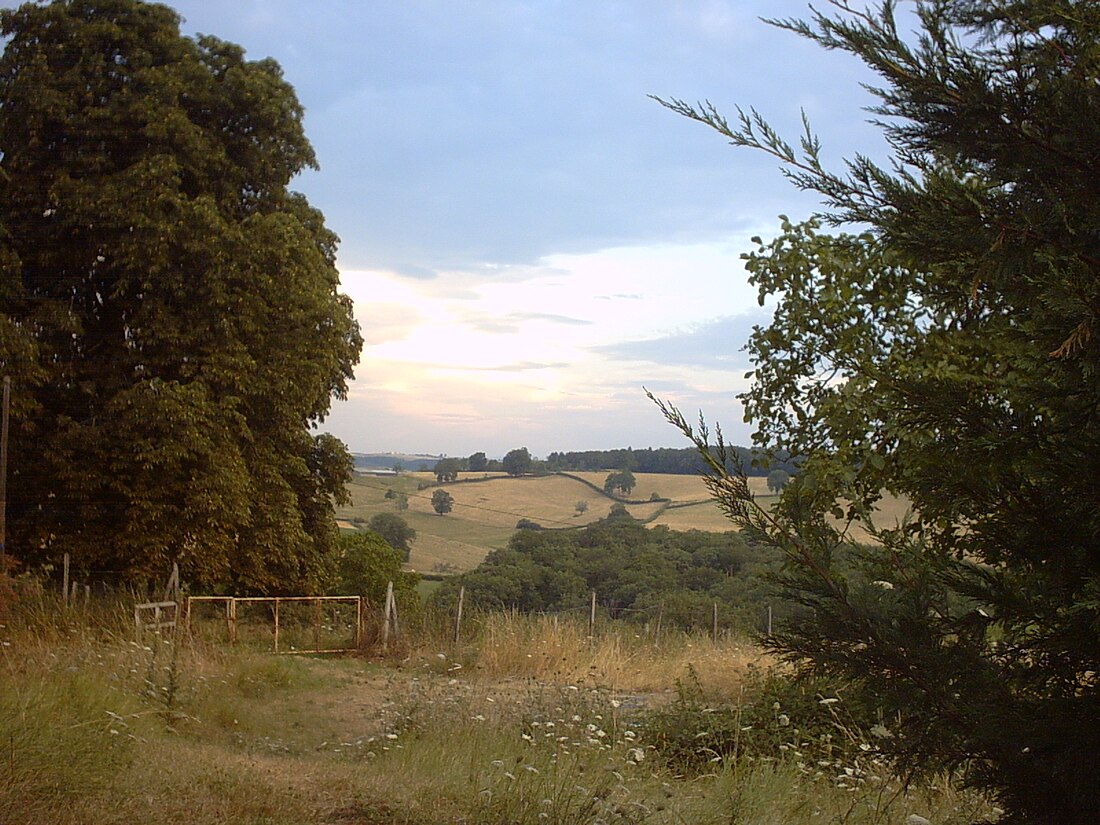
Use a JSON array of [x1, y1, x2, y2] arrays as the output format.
[[431, 489, 454, 516], [575, 499, 589, 515], [501, 447, 532, 477], [603, 469, 636, 496], [333, 532, 417, 607], [467, 451, 488, 472], [765, 469, 790, 494], [433, 457, 461, 483], [367, 513, 415, 561], [656, 2, 1100, 822]]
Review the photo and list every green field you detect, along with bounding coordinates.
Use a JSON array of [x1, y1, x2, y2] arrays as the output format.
[[338, 470, 913, 575], [337, 471, 915, 574]]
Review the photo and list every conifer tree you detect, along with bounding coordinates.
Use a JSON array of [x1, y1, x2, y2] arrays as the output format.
[[657, 2, 1100, 821]]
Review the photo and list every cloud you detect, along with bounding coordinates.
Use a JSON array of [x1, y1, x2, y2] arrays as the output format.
[[594, 312, 770, 370], [463, 310, 592, 335], [467, 361, 570, 372], [511, 312, 591, 326], [391, 263, 439, 280]]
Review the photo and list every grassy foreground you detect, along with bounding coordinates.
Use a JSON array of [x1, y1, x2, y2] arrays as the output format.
[[2, 599, 995, 824]]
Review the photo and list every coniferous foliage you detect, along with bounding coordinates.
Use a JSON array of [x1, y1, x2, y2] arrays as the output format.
[[0, 0, 362, 592], [657, 2, 1100, 823]]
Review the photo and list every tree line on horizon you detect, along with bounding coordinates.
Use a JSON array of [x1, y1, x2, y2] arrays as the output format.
[[416, 445, 800, 480]]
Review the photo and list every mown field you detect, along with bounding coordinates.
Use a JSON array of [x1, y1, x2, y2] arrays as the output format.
[[337, 471, 911, 574]]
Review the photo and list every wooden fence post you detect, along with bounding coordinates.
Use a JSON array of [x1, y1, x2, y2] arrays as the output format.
[[712, 602, 718, 643], [382, 581, 396, 648], [354, 596, 363, 649], [273, 598, 281, 653], [453, 585, 465, 644], [589, 590, 596, 637], [227, 598, 238, 645], [62, 553, 70, 607]]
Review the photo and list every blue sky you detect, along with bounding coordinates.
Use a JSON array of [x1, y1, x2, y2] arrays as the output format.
[[14, 1, 892, 457]]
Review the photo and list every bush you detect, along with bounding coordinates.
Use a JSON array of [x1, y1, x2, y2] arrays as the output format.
[[640, 665, 882, 774]]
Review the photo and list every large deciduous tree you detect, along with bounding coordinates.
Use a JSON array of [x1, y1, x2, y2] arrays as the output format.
[[657, 2, 1100, 822], [0, 0, 362, 593]]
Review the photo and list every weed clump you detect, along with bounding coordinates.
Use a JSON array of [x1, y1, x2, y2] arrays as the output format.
[[640, 664, 885, 778]]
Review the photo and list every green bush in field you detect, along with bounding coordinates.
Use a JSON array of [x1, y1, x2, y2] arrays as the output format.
[[333, 532, 419, 609], [640, 666, 882, 776]]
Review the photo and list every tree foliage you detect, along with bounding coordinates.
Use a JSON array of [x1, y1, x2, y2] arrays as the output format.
[[332, 532, 418, 608], [546, 446, 797, 476], [433, 515, 777, 631], [501, 447, 532, 477], [366, 513, 416, 561], [765, 469, 790, 494], [433, 457, 461, 483], [0, 0, 362, 592], [431, 489, 454, 516], [657, 2, 1100, 822], [602, 469, 637, 497]]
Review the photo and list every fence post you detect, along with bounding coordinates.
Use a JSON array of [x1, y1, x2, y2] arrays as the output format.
[[767, 604, 773, 636], [313, 598, 322, 651], [62, 553, 70, 607], [227, 598, 238, 645], [454, 585, 465, 644], [354, 596, 362, 649], [273, 598, 281, 653], [382, 581, 395, 648], [589, 590, 596, 637]]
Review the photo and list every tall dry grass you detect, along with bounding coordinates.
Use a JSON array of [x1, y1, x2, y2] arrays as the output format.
[[437, 611, 766, 697], [0, 596, 999, 825]]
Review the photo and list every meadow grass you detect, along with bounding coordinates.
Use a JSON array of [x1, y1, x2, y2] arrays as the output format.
[[1, 597, 995, 824]]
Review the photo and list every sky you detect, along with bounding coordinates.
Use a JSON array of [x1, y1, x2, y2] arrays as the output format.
[[12, 1, 893, 458]]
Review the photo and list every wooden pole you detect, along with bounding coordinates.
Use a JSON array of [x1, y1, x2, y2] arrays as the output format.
[[382, 581, 394, 647], [354, 596, 362, 649], [273, 598, 281, 653], [589, 590, 596, 637], [313, 598, 322, 650], [227, 598, 238, 645], [767, 604, 773, 636], [62, 552, 70, 607], [454, 585, 465, 644], [0, 377, 9, 577], [712, 601, 718, 643], [389, 585, 399, 639], [655, 603, 663, 646]]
